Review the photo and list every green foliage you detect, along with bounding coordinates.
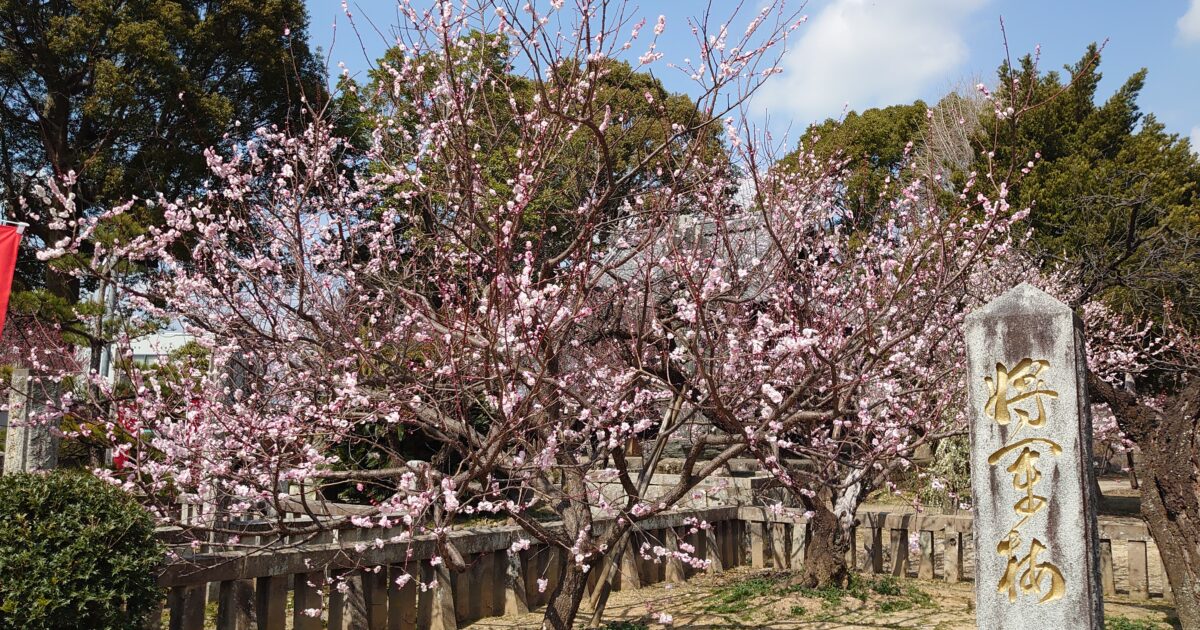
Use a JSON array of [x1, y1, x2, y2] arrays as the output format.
[[860, 574, 933, 613], [790, 572, 871, 607], [705, 572, 935, 621], [336, 34, 726, 267], [779, 102, 928, 227], [705, 577, 778, 614], [982, 45, 1200, 326], [870, 574, 904, 596], [0, 472, 164, 629], [1105, 616, 1165, 630], [0, 0, 326, 314]]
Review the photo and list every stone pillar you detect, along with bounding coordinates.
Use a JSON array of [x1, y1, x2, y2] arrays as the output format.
[[664, 528, 685, 583], [502, 551, 528, 615], [944, 530, 963, 583], [790, 522, 807, 569], [4, 369, 59, 473], [965, 283, 1103, 629], [750, 522, 767, 568]]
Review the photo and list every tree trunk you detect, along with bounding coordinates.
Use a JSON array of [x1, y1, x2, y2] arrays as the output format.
[[542, 558, 590, 630], [1090, 374, 1200, 627], [794, 501, 851, 588], [541, 466, 595, 630]]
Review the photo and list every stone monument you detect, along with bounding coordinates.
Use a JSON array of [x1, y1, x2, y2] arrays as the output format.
[[3, 368, 60, 473], [965, 283, 1103, 629]]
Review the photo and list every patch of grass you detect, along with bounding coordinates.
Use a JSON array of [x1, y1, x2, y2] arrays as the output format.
[[705, 577, 778, 614], [871, 575, 904, 596], [905, 585, 933, 608], [1106, 617, 1164, 630], [789, 604, 807, 617], [600, 621, 650, 630], [786, 573, 872, 608], [877, 598, 914, 613], [861, 575, 935, 613]]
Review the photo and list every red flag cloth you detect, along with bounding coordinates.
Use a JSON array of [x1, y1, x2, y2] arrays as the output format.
[[0, 225, 22, 341]]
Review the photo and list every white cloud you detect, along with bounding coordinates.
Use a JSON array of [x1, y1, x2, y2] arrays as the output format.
[[754, 0, 988, 129], [1179, 0, 1200, 44], [1191, 126, 1200, 155]]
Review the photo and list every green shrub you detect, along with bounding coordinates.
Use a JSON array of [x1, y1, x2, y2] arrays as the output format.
[[1105, 617, 1164, 630], [0, 472, 164, 629], [870, 575, 903, 596]]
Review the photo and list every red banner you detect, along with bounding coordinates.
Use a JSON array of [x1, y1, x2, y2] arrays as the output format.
[[0, 225, 22, 341]]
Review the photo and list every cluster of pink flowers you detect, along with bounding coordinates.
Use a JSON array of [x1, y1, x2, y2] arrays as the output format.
[[10, 1, 1184, 625]]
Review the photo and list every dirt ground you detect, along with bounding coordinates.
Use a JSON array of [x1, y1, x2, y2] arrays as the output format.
[[471, 567, 1179, 629]]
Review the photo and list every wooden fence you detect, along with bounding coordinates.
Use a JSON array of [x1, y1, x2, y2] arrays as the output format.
[[156, 506, 1169, 629]]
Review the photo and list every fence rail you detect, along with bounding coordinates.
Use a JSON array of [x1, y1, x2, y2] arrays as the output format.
[[155, 506, 1168, 629]]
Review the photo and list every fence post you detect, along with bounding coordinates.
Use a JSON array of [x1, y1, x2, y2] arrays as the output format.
[[771, 523, 788, 569], [167, 584, 205, 630], [867, 523, 884, 574], [472, 554, 493, 618], [790, 521, 807, 569], [848, 526, 857, 570], [503, 549, 529, 615], [665, 528, 686, 582], [364, 570, 388, 629], [452, 567, 472, 624], [943, 530, 963, 583], [431, 563, 458, 630], [751, 521, 767, 568], [1099, 540, 1116, 597], [388, 565, 418, 630], [917, 530, 935, 579], [619, 537, 643, 589], [705, 524, 725, 574], [254, 575, 287, 630], [293, 572, 324, 630], [889, 528, 910, 577], [1128, 540, 1149, 600]]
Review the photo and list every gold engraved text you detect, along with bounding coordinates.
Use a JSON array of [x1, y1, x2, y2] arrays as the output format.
[[986, 358, 1065, 604]]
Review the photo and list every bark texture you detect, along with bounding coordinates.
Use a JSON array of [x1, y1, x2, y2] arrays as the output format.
[[794, 501, 851, 588], [542, 558, 589, 630], [1090, 374, 1200, 628]]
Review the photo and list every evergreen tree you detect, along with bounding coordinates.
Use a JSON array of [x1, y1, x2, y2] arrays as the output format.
[[0, 0, 326, 315], [779, 102, 929, 228], [982, 45, 1200, 325]]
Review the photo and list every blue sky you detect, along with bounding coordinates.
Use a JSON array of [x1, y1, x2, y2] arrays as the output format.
[[303, 1, 1200, 150]]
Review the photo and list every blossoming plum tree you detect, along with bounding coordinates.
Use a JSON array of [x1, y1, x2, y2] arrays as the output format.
[[30, 1, 802, 627], [26, 2, 1185, 626]]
